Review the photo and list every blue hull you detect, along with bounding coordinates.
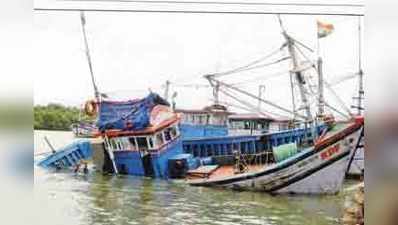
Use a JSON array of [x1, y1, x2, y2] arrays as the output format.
[[37, 140, 92, 169]]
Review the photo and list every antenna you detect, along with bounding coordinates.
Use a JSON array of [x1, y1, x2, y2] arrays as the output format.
[[356, 16, 364, 115], [80, 11, 100, 102], [164, 80, 171, 101]]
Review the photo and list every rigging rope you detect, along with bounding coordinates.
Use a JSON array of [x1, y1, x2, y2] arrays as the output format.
[[208, 45, 286, 78], [323, 80, 353, 116], [219, 87, 289, 119], [230, 69, 290, 87]]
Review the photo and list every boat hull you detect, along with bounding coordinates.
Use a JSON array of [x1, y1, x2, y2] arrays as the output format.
[[188, 123, 363, 194]]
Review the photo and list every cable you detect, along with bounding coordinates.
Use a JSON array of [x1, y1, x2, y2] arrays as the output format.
[[210, 56, 290, 78], [230, 69, 290, 87], [219, 87, 289, 119], [71, 0, 364, 8], [208, 46, 285, 78]]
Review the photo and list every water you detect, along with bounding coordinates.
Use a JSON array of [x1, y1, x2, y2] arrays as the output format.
[[34, 130, 355, 225]]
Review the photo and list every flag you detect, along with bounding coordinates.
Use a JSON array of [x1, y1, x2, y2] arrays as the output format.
[[317, 20, 334, 38]]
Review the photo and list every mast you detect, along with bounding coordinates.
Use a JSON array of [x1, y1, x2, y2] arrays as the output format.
[[80, 11, 100, 102], [317, 56, 325, 117], [278, 16, 312, 122], [356, 17, 364, 116]]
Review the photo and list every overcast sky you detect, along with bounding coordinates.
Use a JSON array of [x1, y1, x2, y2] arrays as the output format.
[[34, 9, 363, 118]]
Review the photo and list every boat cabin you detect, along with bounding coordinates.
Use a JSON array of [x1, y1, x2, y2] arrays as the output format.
[[176, 104, 231, 139], [91, 94, 186, 178], [97, 116, 183, 178], [228, 113, 293, 135]]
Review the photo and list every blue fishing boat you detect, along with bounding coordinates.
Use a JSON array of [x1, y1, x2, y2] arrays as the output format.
[[91, 93, 185, 178]]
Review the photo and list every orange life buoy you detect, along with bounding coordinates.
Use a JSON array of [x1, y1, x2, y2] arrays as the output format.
[[84, 100, 97, 117]]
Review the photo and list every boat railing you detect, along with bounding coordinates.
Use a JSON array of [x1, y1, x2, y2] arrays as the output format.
[[210, 150, 274, 166]]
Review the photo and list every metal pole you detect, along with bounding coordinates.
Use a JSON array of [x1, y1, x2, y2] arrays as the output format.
[[284, 33, 312, 122], [289, 72, 296, 119], [44, 136, 56, 154], [317, 57, 325, 117], [80, 11, 100, 102], [357, 17, 364, 116]]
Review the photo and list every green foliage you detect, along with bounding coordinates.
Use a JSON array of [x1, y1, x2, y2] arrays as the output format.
[[34, 103, 92, 130]]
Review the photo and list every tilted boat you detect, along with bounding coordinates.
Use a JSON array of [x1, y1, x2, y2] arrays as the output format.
[[187, 117, 363, 194], [91, 93, 185, 178], [184, 17, 365, 194]]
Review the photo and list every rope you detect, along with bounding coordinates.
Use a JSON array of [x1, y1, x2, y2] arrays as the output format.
[[219, 87, 290, 119], [230, 69, 290, 87], [208, 46, 286, 78], [323, 80, 353, 116]]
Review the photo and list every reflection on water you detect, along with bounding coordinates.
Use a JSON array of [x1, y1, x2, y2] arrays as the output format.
[[34, 130, 355, 225]]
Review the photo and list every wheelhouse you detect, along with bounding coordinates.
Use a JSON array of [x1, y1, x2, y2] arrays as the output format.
[[176, 104, 231, 139], [228, 113, 294, 135], [176, 104, 230, 127], [105, 123, 180, 153]]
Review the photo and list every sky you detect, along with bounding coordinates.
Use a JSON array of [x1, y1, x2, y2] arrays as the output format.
[[34, 8, 363, 119]]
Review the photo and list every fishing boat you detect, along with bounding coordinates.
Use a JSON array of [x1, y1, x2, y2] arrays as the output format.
[[187, 117, 363, 194], [184, 17, 365, 194], [91, 93, 185, 178]]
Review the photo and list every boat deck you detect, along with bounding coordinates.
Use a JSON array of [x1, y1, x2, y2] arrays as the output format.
[[187, 164, 267, 180]]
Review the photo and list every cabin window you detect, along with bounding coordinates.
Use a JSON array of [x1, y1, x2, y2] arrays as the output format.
[[155, 133, 164, 147], [170, 126, 178, 138], [116, 139, 123, 150], [190, 115, 195, 123], [109, 138, 118, 150], [136, 137, 148, 149], [128, 137, 137, 150], [121, 137, 130, 150], [164, 127, 171, 141], [147, 137, 154, 149], [244, 121, 250, 129]]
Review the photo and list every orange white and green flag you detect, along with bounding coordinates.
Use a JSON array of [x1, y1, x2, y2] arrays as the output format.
[[317, 20, 334, 38]]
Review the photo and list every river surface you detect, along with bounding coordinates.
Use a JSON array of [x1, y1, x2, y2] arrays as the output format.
[[34, 130, 355, 225]]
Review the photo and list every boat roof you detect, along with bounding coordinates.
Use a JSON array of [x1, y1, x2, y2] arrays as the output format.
[[228, 113, 275, 121], [175, 104, 232, 115], [228, 113, 294, 122], [94, 116, 180, 138]]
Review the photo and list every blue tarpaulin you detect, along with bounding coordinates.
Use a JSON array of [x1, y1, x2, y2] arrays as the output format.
[[97, 93, 169, 131]]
